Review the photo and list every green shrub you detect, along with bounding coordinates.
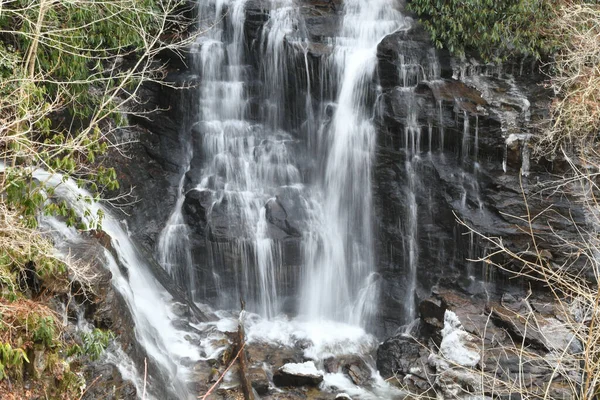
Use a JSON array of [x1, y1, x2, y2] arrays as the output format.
[[408, 0, 559, 61], [82, 328, 114, 361], [0, 342, 29, 380], [32, 316, 58, 348]]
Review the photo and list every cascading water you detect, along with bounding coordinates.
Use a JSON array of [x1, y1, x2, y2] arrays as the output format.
[[156, 0, 307, 319], [301, 0, 408, 325], [32, 170, 202, 399], [156, 0, 249, 300], [392, 46, 440, 326], [402, 89, 421, 325], [12, 1, 557, 398]]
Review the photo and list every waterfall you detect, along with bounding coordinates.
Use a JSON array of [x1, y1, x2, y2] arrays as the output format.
[[402, 89, 420, 325], [156, 0, 412, 329], [301, 0, 408, 325], [155, 0, 308, 318]]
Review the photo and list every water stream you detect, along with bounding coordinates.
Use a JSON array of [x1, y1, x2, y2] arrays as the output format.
[[300, 0, 408, 325], [34, 170, 201, 399], [155, 0, 410, 327]]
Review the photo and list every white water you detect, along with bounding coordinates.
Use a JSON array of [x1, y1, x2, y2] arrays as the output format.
[[403, 89, 420, 324], [301, 0, 409, 325], [34, 170, 201, 399], [156, 0, 306, 318]]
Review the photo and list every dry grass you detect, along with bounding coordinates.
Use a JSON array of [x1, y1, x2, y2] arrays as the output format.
[[453, 154, 600, 399], [538, 3, 600, 156]]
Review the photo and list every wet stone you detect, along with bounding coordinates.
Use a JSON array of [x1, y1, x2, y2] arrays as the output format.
[[273, 361, 324, 387], [248, 367, 270, 395]]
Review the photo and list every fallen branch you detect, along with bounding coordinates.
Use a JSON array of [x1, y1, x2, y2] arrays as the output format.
[[199, 343, 246, 400], [236, 311, 254, 400]]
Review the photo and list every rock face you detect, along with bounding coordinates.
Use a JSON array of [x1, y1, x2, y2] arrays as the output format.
[[372, 23, 586, 334], [110, 0, 585, 342], [377, 287, 581, 399]]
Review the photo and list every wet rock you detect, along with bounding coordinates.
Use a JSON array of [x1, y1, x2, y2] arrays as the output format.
[[377, 335, 429, 379], [344, 363, 371, 386], [265, 197, 301, 238], [419, 296, 445, 330], [381, 287, 580, 399], [323, 355, 372, 386], [402, 373, 431, 392], [172, 302, 190, 318], [490, 295, 581, 354], [246, 340, 304, 372], [248, 367, 270, 395], [82, 362, 137, 400], [182, 189, 212, 236], [273, 361, 324, 387]]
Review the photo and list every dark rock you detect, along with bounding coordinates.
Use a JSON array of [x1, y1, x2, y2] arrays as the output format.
[[248, 367, 270, 395], [273, 362, 324, 387], [377, 335, 429, 380], [82, 362, 137, 400], [323, 355, 371, 386], [246, 341, 304, 368], [172, 302, 190, 318], [17, 260, 41, 296], [344, 363, 371, 386], [265, 197, 301, 238], [182, 189, 212, 236]]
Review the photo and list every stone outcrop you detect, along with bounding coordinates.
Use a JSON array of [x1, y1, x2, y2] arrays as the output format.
[[377, 287, 581, 399]]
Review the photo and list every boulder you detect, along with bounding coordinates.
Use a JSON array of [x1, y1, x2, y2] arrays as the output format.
[[248, 367, 270, 395], [265, 197, 301, 238], [323, 355, 372, 386], [376, 336, 429, 379], [273, 361, 324, 387], [182, 189, 212, 236]]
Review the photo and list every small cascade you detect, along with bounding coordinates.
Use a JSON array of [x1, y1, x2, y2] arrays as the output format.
[[34, 170, 202, 399], [260, 0, 306, 129], [157, 173, 194, 297], [301, 0, 408, 325], [156, 0, 310, 319], [402, 89, 420, 325]]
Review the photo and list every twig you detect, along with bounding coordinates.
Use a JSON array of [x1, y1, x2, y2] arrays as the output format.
[[142, 357, 147, 400], [78, 374, 102, 400], [199, 343, 246, 400]]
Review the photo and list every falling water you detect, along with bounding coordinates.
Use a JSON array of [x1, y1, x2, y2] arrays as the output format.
[[32, 169, 201, 399], [402, 89, 420, 324], [301, 0, 408, 324], [156, 0, 250, 298], [156, 0, 413, 329], [155, 0, 307, 319]]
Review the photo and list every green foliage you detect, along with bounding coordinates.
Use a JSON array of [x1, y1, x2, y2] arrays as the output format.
[[0, 0, 163, 116], [0, 342, 29, 380], [0, 0, 171, 233], [31, 316, 58, 348], [408, 0, 559, 61], [81, 328, 114, 361]]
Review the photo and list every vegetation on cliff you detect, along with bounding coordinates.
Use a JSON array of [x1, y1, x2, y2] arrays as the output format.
[[408, 0, 559, 62], [0, 0, 191, 397], [409, 0, 600, 155]]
